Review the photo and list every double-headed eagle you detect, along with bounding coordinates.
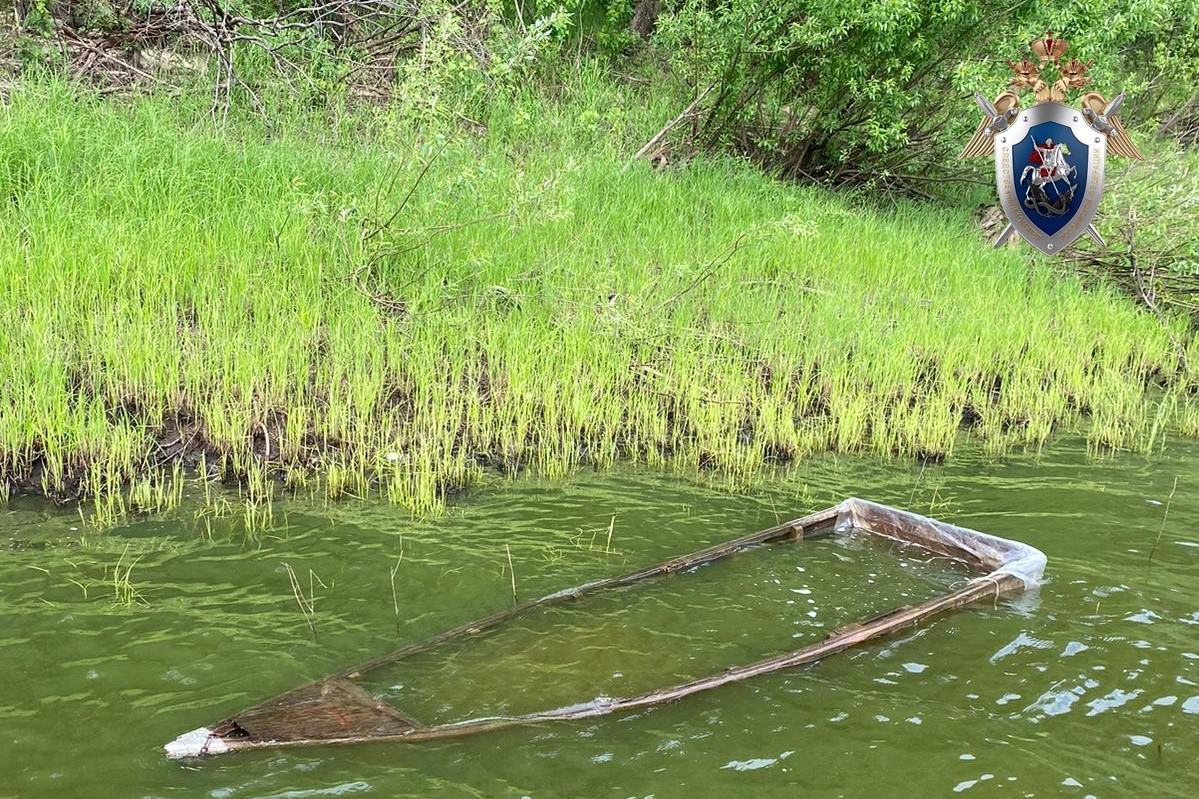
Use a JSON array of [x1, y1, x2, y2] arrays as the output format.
[[959, 32, 1143, 160]]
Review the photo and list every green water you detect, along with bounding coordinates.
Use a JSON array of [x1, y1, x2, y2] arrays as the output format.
[[2, 436, 1198, 798], [370, 532, 971, 725]]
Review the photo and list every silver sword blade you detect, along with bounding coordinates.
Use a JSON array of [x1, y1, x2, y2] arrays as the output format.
[[1085, 224, 1107, 249], [993, 223, 1017, 249], [974, 92, 999, 119], [1104, 91, 1125, 118]]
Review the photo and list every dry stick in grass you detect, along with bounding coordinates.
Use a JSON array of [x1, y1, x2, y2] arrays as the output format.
[[363, 136, 452, 243], [1147, 476, 1178, 577], [630, 83, 715, 165], [657, 232, 752, 310], [58, 27, 162, 84], [1123, 210, 1191, 374], [351, 210, 515, 313]]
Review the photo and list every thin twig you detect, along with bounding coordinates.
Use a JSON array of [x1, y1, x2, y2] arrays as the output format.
[[283, 562, 318, 639], [1147, 476, 1178, 577], [658, 232, 751, 310], [505, 543, 517, 605], [388, 541, 404, 634], [363, 136, 452, 242]]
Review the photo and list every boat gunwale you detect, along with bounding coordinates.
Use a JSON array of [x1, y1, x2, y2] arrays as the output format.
[[165, 498, 1045, 758]]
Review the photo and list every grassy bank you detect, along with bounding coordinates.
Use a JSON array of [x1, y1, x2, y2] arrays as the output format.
[[1, 76, 1196, 522]]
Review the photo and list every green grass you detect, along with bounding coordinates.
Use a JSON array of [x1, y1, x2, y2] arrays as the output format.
[[0, 74, 1194, 517]]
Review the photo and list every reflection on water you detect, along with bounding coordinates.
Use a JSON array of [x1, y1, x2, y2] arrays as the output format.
[[1, 433, 1197, 798]]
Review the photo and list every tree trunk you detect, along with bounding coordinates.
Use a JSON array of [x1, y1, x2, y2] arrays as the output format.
[[630, 0, 660, 39]]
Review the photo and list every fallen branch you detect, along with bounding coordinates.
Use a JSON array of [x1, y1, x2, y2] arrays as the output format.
[[629, 83, 714, 165]]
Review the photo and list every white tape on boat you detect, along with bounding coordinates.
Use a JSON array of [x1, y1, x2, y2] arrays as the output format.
[[164, 727, 229, 759]]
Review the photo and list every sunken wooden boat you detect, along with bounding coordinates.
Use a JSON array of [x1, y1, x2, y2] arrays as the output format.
[[165, 498, 1046, 758]]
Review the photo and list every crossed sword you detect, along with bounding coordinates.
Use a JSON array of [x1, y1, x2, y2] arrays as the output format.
[[976, 92, 1120, 249]]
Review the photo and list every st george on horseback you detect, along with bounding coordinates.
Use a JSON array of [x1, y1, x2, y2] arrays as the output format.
[[1020, 136, 1076, 216]]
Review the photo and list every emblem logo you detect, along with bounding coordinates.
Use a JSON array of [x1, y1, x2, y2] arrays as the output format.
[[959, 33, 1143, 255]]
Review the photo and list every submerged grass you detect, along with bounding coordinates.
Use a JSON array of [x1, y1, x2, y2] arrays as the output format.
[[0, 75, 1195, 516], [108, 544, 146, 607]]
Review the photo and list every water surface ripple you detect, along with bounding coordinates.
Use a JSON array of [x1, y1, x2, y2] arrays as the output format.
[[1, 435, 1196, 798]]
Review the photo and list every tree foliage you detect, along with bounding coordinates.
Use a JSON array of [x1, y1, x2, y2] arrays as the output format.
[[650, 0, 1199, 189], [5, 0, 1197, 187]]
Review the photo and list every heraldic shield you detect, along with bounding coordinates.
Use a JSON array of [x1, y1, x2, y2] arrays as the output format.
[[995, 102, 1106, 255]]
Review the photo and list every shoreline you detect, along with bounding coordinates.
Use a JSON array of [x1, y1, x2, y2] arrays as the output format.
[[2, 82, 1196, 521]]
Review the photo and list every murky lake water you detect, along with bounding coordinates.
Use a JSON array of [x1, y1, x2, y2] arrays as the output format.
[[2, 435, 1197, 798]]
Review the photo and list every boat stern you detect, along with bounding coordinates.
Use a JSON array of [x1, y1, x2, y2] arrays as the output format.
[[164, 727, 229, 759]]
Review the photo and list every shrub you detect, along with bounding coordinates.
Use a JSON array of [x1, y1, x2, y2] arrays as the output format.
[[650, 0, 1199, 190]]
